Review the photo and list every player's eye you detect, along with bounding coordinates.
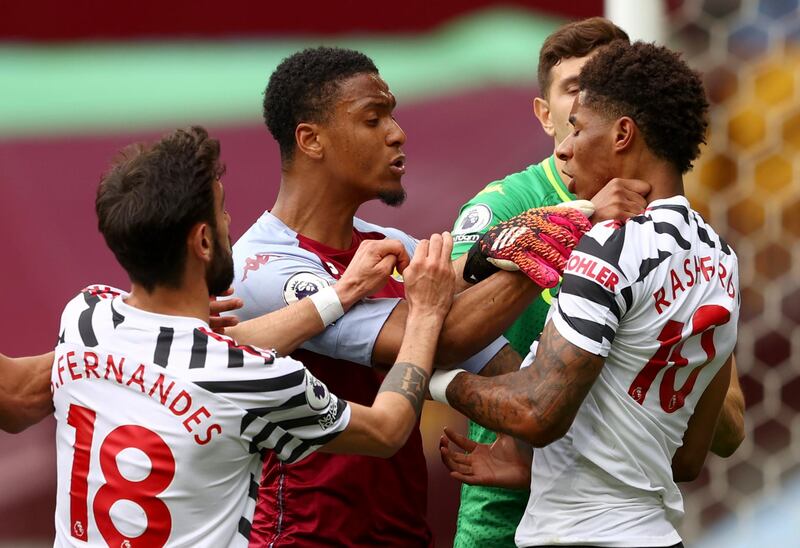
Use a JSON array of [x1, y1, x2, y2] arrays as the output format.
[[366, 118, 379, 127]]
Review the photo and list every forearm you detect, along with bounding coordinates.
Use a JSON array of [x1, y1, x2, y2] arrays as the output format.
[[445, 322, 603, 446], [451, 254, 472, 292], [478, 344, 523, 377], [436, 271, 543, 364], [228, 281, 363, 356], [323, 312, 441, 457], [0, 352, 54, 433], [710, 362, 745, 457], [673, 357, 732, 482]]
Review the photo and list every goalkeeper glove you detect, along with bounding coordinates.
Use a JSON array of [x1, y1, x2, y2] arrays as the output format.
[[463, 201, 594, 287]]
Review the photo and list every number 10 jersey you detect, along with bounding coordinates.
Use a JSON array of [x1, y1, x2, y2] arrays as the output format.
[[52, 286, 349, 547], [516, 196, 740, 547]]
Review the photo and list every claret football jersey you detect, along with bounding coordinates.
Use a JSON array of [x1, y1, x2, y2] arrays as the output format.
[[52, 285, 349, 548]]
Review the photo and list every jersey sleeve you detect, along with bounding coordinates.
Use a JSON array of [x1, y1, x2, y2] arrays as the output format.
[[450, 185, 513, 259], [232, 248, 400, 367], [193, 355, 351, 464], [57, 285, 128, 347], [550, 224, 632, 358]]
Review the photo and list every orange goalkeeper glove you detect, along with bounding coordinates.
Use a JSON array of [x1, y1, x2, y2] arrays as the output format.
[[463, 202, 594, 287]]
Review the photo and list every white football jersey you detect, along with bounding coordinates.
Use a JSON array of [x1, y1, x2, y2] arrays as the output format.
[[52, 285, 350, 548], [516, 196, 740, 547]]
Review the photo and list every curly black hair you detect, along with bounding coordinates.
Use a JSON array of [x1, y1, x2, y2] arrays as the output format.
[[96, 126, 225, 291], [578, 41, 709, 174], [263, 46, 378, 162]]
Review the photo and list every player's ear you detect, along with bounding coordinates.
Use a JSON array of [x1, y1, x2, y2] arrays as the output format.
[[613, 116, 636, 153], [296, 122, 324, 160], [533, 97, 556, 138], [188, 222, 213, 263]]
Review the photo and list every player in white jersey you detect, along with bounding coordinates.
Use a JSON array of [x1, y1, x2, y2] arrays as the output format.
[[435, 41, 739, 547], [52, 126, 457, 547]]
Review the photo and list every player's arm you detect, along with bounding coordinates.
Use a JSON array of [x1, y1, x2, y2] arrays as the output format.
[[372, 268, 543, 369], [436, 321, 604, 446], [672, 354, 733, 482], [322, 234, 455, 457], [372, 207, 593, 369], [0, 351, 54, 433], [227, 239, 408, 356], [709, 355, 745, 458]]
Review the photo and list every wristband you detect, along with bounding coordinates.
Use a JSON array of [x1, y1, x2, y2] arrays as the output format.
[[429, 369, 466, 405], [308, 286, 344, 326]]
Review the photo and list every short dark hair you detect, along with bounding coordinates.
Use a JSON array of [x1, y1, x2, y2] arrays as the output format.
[[578, 41, 709, 174], [538, 17, 629, 98], [96, 126, 225, 291], [263, 46, 378, 162]]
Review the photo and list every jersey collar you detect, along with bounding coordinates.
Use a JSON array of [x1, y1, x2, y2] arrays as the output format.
[[540, 155, 573, 203]]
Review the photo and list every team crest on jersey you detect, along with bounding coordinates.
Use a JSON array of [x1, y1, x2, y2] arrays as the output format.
[[453, 204, 492, 235], [282, 272, 330, 305], [305, 370, 331, 411]]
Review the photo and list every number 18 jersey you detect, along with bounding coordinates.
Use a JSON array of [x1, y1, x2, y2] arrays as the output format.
[[516, 196, 740, 547], [52, 286, 349, 548]]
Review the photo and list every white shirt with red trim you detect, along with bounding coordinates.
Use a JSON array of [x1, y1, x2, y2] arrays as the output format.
[[52, 285, 349, 547], [516, 197, 740, 547]]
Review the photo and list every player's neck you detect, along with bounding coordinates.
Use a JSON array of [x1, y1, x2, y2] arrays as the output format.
[[125, 281, 210, 324], [271, 173, 360, 249], [635, 160, 684, 204]]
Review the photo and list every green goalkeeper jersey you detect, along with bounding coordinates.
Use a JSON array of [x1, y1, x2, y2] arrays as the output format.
[[450, 155, 573, 547]]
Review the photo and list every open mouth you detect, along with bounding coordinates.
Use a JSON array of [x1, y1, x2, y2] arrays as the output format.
[[389, 156, 406, 175]]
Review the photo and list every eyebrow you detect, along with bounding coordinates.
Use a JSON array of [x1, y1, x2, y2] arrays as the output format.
[[560, 76, 579, 89], [356, 94, 396, 111]]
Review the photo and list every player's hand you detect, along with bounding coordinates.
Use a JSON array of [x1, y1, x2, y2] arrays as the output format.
[[335, 239, 410, 310], [439, 427, 531, 490], [209, 288, 242, 334], [403, 232, 455, 319], [462, 206, 592, 287], [590, 178, 650, 224]]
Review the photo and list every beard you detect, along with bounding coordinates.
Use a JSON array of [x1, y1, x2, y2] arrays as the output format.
[[206, 234, 234, 297], [378, 187, 406, 207]]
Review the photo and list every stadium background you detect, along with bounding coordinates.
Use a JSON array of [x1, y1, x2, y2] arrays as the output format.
[[1, 0, 798, 545]]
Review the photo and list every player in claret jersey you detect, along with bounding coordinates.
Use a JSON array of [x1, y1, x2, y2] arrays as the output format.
[[231, 46, 592, 547], [438, 42, 741, 547], [52, 126, 458, 547]]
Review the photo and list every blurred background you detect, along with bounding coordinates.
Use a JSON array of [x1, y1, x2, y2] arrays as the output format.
[[1, 0, 798, 545]]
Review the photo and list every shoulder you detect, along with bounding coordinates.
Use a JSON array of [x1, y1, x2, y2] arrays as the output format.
[[57, 284, 127, 341], [453, 162, 563, 227], [60, 284, 126, 317]]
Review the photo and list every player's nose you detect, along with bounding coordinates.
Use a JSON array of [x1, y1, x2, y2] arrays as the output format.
[[556, 134, 573, 162]]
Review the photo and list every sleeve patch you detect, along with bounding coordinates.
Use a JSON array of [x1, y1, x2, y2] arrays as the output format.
[[304, 370, 332, 411], [282, 271, 331, 305], [453, 204, 493, 235]]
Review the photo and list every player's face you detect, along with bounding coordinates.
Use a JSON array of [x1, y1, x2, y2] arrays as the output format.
[[321, 73, 407, 206], [544, 53, 596, 145], [556, 95, 618, 200], [207, 180, 234, 296]]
